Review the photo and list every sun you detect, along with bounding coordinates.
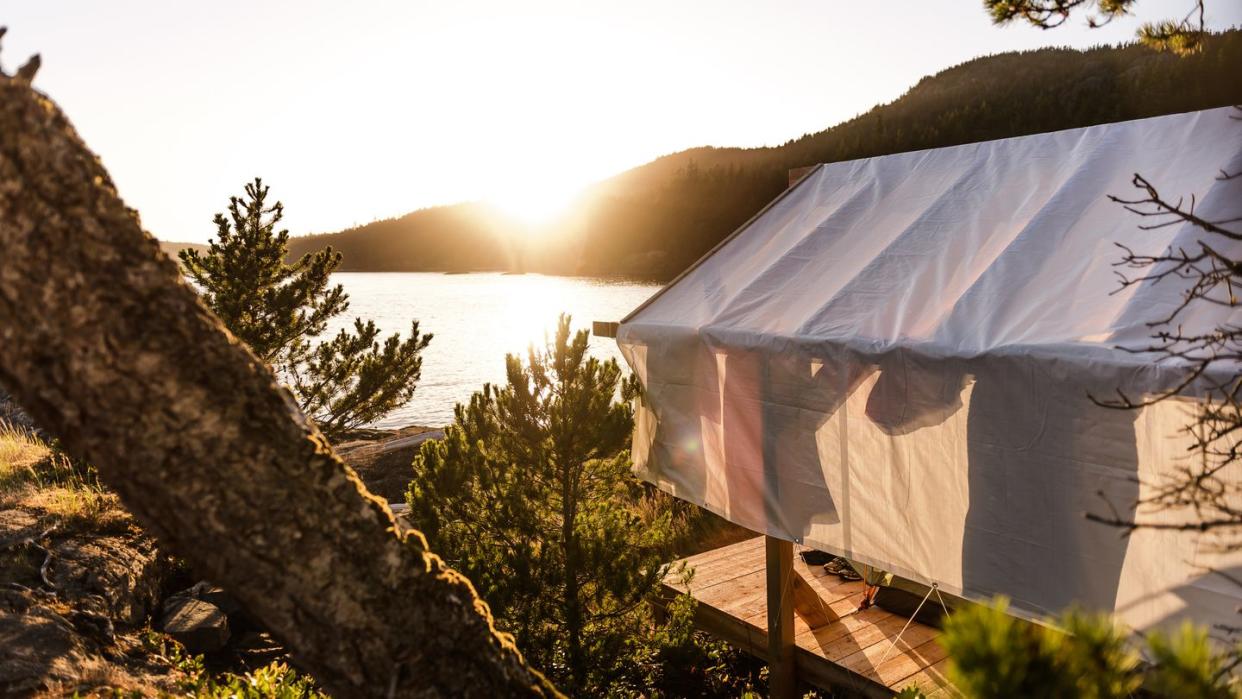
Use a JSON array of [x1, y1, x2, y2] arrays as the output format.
[[486, 180, 582, 227]]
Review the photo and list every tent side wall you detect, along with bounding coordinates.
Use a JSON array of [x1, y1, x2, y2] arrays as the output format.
[[618, 107, 1242, 632]]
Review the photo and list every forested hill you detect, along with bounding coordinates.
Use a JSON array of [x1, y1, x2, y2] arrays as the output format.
[[288, 31, 1242, 281]]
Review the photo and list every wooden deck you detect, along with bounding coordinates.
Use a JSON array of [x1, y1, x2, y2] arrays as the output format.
[[661, 536, 959, 698]]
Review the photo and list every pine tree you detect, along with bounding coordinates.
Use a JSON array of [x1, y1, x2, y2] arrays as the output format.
[[180, 178, 430, 440], [406, 315, 682, 693], [984, 0, 1207, 55]]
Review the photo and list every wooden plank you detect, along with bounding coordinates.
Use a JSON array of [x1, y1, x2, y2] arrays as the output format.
[[665, 536, 957, 697], [678, 538, 767, 581], [806, 591, 867, 628], [795, 605, 894, 649], [798, 571, 867, 606], [665, 537, 766, 592], [892, 656, 958, 696], [766, 536, 797, 699], [654, 583, 769, 661], [719, 571, 785, 618], [685, 569, 852, 639], [680, 537, 832, 590], [836, 624, 941, 683], [692, 593, 769, 660], [745, 591, 870, 641], [804, 612, 914, 663], [696, 568, 767, 609], [866, 637, 950, 688], [690, 534, 766, 563], [794, 647, 892, 699], [675, 536, 766, 577], [743, 574, 863, 625], [791, 567, 837, 628], [591, 321, 619, 338]]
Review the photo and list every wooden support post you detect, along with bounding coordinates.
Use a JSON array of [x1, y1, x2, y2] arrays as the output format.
[[766, 535, 797, 699], [792, 567, 836, 628]]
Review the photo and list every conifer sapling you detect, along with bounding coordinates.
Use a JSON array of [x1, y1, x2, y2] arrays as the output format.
[[180, 178, 431, 440], [407, 315, 682, 693]]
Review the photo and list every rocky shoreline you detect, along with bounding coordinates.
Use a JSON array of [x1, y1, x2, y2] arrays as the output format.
[[334, 425, 445, 504]]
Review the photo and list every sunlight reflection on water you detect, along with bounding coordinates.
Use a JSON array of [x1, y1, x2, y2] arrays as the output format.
[[323, 272, 659, 428]]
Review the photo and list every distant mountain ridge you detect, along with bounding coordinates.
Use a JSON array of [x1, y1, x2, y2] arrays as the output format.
[[159, 240, 207, 259], [287, 32, 1242, 281]]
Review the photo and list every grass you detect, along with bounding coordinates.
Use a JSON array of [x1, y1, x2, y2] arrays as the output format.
[[19, 484, 126, 532], [0, 420, 53, 491], [0, 420, 126, 533]]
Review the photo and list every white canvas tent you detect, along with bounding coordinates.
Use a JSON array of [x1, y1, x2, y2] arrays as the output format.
[[618, 107, 1242, 633]]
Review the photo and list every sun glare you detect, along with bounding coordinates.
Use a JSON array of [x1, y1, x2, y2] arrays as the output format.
[[487, 183, 580, 227]]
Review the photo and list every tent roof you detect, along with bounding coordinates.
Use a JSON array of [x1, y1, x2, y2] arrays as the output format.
[[623, 108, 1241, 364], [616, 107, 1242, 631]]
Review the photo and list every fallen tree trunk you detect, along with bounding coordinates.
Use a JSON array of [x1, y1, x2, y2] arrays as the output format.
[[0, 43, 557, 698]]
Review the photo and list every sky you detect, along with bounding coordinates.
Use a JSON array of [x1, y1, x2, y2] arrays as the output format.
[[4, 1, 1240, 242]]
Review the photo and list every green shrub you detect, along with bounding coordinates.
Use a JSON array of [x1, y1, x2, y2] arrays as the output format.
[[140, 631, 323, 698], [189, 662, 324, 699], [408, 315, 690, 693], [928, 598, 1237, 699]]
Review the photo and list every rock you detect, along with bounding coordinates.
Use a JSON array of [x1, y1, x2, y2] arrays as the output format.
[[1, 513, 166, 627], [161, 597, 230, 654], [376, 430, 445, 456], [196, 583, 244, 619], [0, 587, 135, 694], [68, 608, 115, 645], [0, 507, 202, 694], [0, 509, 44, 550], [333, 426, 399, 445], [0, 588, 184, 695], [337, 425, 444, 502], [50, 533, 166, 626], [0, 589, 90, 695], [169, 579, 247, 626]]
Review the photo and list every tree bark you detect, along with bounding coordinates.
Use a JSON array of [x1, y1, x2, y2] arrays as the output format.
[[0, 59, 558, 697]]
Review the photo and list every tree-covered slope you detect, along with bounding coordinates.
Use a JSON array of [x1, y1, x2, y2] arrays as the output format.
[[289, 31, 1242, 280]]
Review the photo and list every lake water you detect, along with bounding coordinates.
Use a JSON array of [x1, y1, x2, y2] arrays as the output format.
[[323, 273, 660, 428]]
